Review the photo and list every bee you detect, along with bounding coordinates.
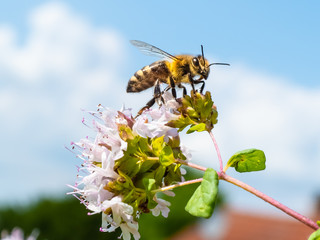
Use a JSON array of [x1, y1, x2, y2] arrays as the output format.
[[127, 40, 229, 114]]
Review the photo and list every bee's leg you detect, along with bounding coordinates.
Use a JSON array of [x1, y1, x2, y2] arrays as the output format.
[[135, 80, 162, 118], [154, 79, 165, 105], [187, 73, 196, 92], [163, 85, 171, 92], [177, 83, 187, 96], [193, 79, 205, 93], [169, 77, 177, 98], [136, 98, 156, 118]]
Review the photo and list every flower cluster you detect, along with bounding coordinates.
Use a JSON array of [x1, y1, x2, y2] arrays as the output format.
[[69, 91, 218, 240], [69, 92, 192, 240]]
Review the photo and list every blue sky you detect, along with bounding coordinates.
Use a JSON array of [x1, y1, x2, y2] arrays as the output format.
[[0, 0, 319, 222]]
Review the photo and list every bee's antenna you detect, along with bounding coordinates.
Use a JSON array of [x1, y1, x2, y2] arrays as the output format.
[[202, 45, 230, 67], [209, 63, 230, 67], [201, 45, 205, 62]]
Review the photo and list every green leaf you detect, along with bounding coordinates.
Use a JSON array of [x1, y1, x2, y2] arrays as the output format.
[[138, 137, 152, 154], [143, 178, 157, 209], [117, 170, 135, 189], [116, 156, 140, 177], [154, 166, 166, 184], [118, 124, 134, 141], [166, 115, 195, 132], [186, 106, 200, 119], [164, 164, 182, 185], [159, 145, 175, 167], [186, 123, 207, 134], [227, 149, 266, 173], [185, 168, 219, 218], [151, 136, 165, 155], [308, 228, 320, 240], [143, 178, 156, 192]]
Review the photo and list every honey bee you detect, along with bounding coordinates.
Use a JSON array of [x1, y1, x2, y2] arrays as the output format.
[[127, 40, 229, 114]]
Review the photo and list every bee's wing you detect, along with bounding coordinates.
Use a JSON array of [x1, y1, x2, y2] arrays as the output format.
[[130, 40, 179, 61]]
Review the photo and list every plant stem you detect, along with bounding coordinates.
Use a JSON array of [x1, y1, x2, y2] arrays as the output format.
[[175, 158, 207, 172], [153, 178, 203, 193], [178, 132, 318, 230], [146, 156, 159, 161], [219, 172, 319, 230], [209, 131, 223, 172]]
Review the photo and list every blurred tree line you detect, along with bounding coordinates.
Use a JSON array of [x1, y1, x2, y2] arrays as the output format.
[[0, 169, 223, 240]]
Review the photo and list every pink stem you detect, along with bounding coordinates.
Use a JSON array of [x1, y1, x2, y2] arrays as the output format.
[[176, 158, 207, 172], [209, 131, 223, 172], [219, 172, 319, 230]]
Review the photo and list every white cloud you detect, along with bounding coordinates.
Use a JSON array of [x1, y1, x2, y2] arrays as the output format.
[[212, 64, 320, 178], [0, 2, 126, 132], [0, 2, 127, 203]]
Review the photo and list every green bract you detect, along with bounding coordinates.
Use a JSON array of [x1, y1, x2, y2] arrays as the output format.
[[185, 168, 219, 218], [110, 124, 186, 214], [167, 91, 218, 133], [226, 149, 266, 173]]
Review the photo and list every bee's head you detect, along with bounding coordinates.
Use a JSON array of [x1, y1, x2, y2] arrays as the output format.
[[191, 45, 230, 80], [191, 55, 210, 80]]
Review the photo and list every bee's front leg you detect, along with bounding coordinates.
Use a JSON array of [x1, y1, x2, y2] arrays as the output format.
[[177, 83, 187, 96], [193, 77, 205, 93]]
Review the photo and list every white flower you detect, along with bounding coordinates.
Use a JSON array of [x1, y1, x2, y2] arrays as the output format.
[[101, 196, 140, 240], [69, 106, 141, 239], [151, 197, 171, 218], [133, 92, 179, 139], [180, 144, 192, 161]]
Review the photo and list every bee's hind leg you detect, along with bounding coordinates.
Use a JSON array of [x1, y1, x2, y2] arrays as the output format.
[[169, 77, 177, 98], [154, 79, 165, 106], [135, 80, 163, 118]]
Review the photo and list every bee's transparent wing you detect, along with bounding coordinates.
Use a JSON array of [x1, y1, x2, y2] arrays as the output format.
[[130, 40, 179, 61]]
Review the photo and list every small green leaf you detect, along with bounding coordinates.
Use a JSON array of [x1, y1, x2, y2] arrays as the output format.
[[308, 229, 320, 240], [186, 123, 207, 134], [143, 178, 157, 209], [168, 135, 180, 148], [166, 115, 195, 132], [138, 137, 152, 154], [118, 124, 134, 141], [227, 149, 266, 173], [185, 168, 219, 218], [159, 145, 175, 166], [117, 170, 135, 188], [154, 166, 166, 184], [164, 164, 182, 185], [143, 178, 156, 192], [186, 106, 200, 118], [152, 136, 165, 155], [116, 156, 140, 177]]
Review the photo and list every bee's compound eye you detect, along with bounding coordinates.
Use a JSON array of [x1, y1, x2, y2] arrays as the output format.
[[192, 57, 199, 67]]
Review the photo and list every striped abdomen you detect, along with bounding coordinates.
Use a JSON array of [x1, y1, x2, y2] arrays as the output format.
[[127, 61, 171, 92]]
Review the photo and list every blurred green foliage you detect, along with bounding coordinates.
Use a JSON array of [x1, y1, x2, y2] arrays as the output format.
[[0, 169, 223, 240]]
